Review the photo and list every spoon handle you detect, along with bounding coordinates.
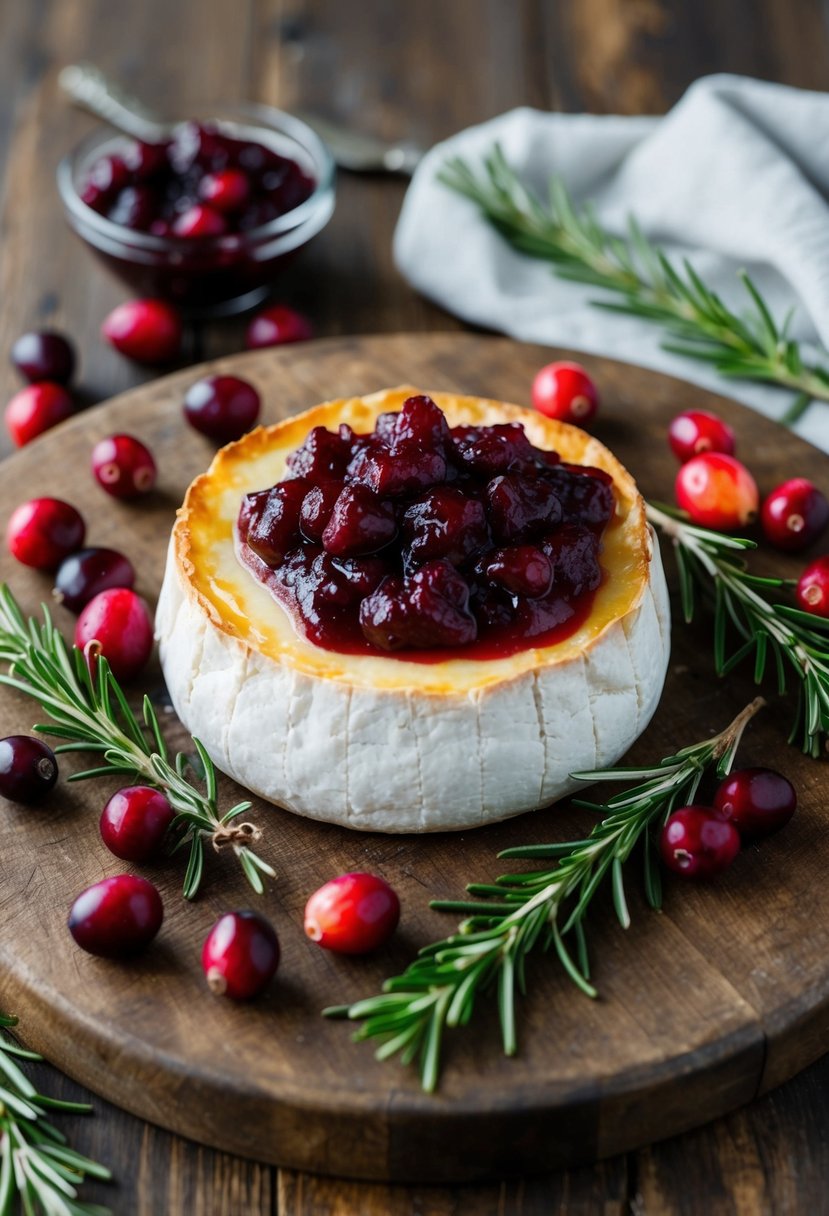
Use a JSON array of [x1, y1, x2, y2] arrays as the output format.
[[59, 63, 173, 143]]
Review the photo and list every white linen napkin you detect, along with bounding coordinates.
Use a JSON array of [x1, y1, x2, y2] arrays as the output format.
[[394, 74, 829, 453]]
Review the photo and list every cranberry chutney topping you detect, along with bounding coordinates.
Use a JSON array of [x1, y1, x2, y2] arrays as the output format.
[[235, 394, 616, 660]]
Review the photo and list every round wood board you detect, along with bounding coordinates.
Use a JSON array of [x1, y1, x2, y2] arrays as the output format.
[[2, 333, 828, 1184]]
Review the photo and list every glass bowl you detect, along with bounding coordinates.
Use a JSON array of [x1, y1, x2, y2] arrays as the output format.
[[57, 103, 336, 317]]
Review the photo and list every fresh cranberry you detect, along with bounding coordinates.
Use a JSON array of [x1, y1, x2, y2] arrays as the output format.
[[360, 560, 477, 650], [244, 481, 309, 566], [172, 203, 228, 238], [713, 768, 797, 840], [675, 453, 759, 530], [485, 546, 553, 597], [668, 410, 736, 463], [531, 361, 599, 426], [761, 478, 829, 552], [202, 911, 280, 999], [101, 299, 182, 364], [0, 736, 58, 804], [299, 482, 343, 543], [487, 474, 563, 541], [74, 588, 154, 683], [183, 374, 261, 443], [796, 555, 829, 617], [244, 305, 313, 350], [10, 331, 76, 384], [68, 875, 163, 958], [199, 169, 251, 212], [91, 434, 157, 499], [305, 872, 400, 954], [660, 806, 741, 878], [322, 485, 397, 557], [53, 547, 135, 613], [6, 498, 86, 570], [100, 786, 175, 862], [5, 382, 74, 446]]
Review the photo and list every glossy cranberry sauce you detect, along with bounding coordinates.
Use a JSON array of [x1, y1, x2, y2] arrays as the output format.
[[236, 395, 616, 660], [80, 122, 315, 237]]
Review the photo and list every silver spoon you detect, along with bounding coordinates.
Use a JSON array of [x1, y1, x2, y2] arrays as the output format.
[[59, 63, 424, 176]]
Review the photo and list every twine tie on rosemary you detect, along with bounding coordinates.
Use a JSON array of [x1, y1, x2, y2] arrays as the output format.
[[211, 821, 262, 851]]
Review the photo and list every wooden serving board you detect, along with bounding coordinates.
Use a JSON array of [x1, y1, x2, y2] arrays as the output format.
[[1, 333, 828, 1184]]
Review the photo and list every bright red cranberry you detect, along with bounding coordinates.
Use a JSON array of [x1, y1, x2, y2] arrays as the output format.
[[199, 169, 251, 212], [101, 299, 182, 364], [172, 203, 228, 238], [713, 768, 797, 840], [486, 546, 553, 598], [202, 911, 280, 999], [531, 362, 599, 426], [675, 453, 759, 530], [0, 736, 58, 804], [74, 588, 154, 683], [53, 547, 135, 613], [68, 875, 163, 958], [660, 806, 741, 879], [322, 485, 397, 557], [6, 498, 85, 570], [797, 555, 829, 617], [10, 331, 76, 384], [668, 410, 736, 463], [91, 434, 157, 499], [304, 872, 400, 954], [761, 478, 829, 552], [100, 786, 175, 862], [183, 375, 261, 443], [244, 305, 313, 350], [5, 382, 74, 447]]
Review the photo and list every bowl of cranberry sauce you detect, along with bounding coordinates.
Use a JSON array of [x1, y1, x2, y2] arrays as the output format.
[[57, 104, 335, 316]]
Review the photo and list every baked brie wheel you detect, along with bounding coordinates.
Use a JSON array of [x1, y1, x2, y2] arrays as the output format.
[[157, 387, 670, 832]]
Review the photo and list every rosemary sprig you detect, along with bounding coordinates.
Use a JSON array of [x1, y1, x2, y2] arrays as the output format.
[[0, 1011, 111, 1215], [646, 502, 829, 756], [0, 585, 275, 899], [326, 699, 764, 1092], [438, 146, 829, 426]]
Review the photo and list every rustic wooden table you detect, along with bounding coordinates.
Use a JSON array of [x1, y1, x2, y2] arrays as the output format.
[[2, 1, 829, 1212]]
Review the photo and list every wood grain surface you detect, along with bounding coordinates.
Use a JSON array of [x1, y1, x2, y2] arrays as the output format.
[[2, 0, 829, 1211], [2, 333, 829, 1189]]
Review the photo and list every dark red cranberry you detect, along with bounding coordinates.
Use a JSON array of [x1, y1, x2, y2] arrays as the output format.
[[80, 154, 129, 211], [100, 786, 175, 862], [183, 375, 261, 444], [172, 203, 228, 238], [10, 331, 76, 384], [304, 872, 400, 954], [199, 168, 251, 212], [542, 524, 601, 595], [451, 422, 539, 477], [360, 560, 477, 650], [53, 547, 136, 613], [322, 485, 397, 557], [108, 185, 158, 231], [74, 588, 154, 683], [68, 875, 163, 958], [349, 439, 447, 497], [531, 361, 599, 426], [91, 434, 157, 499], [0, 736, 58, 804], [713, 768, 797, 839], [299, 482, 343, 543], [761, 478, 829, 552], [286, 426, 352, 480], [401, 487, 488, 566], [668, 410, 736, 464], [245, 305, 313, 350], [245, 481, 309, 566], [202, 911, 280, 999], [486, 474, 563, 541], [797, 555, 829, 617], [660, 806, 741, 879], [122, 139, 168, 180], [545, 465, 615, 527], [5, 382, 75, 446], [386, 395, 450, 449], [485, 546, 553, 598], [6, 498, 86, 570], [101, 299, 182, 364]]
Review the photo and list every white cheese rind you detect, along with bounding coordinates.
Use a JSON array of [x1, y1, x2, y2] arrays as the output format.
[[156, 530, 671, 833]]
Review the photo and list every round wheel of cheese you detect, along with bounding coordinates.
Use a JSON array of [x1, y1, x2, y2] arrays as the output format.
[[157, 387, 671, 832]]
